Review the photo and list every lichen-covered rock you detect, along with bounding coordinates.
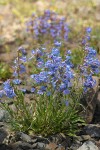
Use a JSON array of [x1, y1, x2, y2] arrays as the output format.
[[77, 141, 99, 150]]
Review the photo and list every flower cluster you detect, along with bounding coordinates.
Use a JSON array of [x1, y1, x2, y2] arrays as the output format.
[[81, 46, 100, 91], [30, 44, 74, 95], [12, 47, 27, 83], [82, 27, 92, 45], [0, 80, 16, 98], [26, 10, 69, 41], [80, 28, 100, 91]]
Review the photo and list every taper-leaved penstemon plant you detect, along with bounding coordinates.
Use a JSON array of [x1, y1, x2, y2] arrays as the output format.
[[0, 26, 100, 137]]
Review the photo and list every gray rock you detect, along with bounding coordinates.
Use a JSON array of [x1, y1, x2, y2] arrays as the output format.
[[10, 141, 32, 149], [33, 136, 49, 144], [0, 144, 12, 150], [19, 142, 33, 149], [31, 138, 37, 143], [49, 133, 67, 144], [82, 124, 100, 138], [70, 143, 81, 150], [0, 109, 8, 122], [0, 122, 5, 128], [19, 132, 32, 143], [14, 132, 34, 144], [31, 143, 37, 148], [37, 142, 46, 149], [77, 141, 99, 150], [76, 135, 91, 142], [0, 128, 8, 143]]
